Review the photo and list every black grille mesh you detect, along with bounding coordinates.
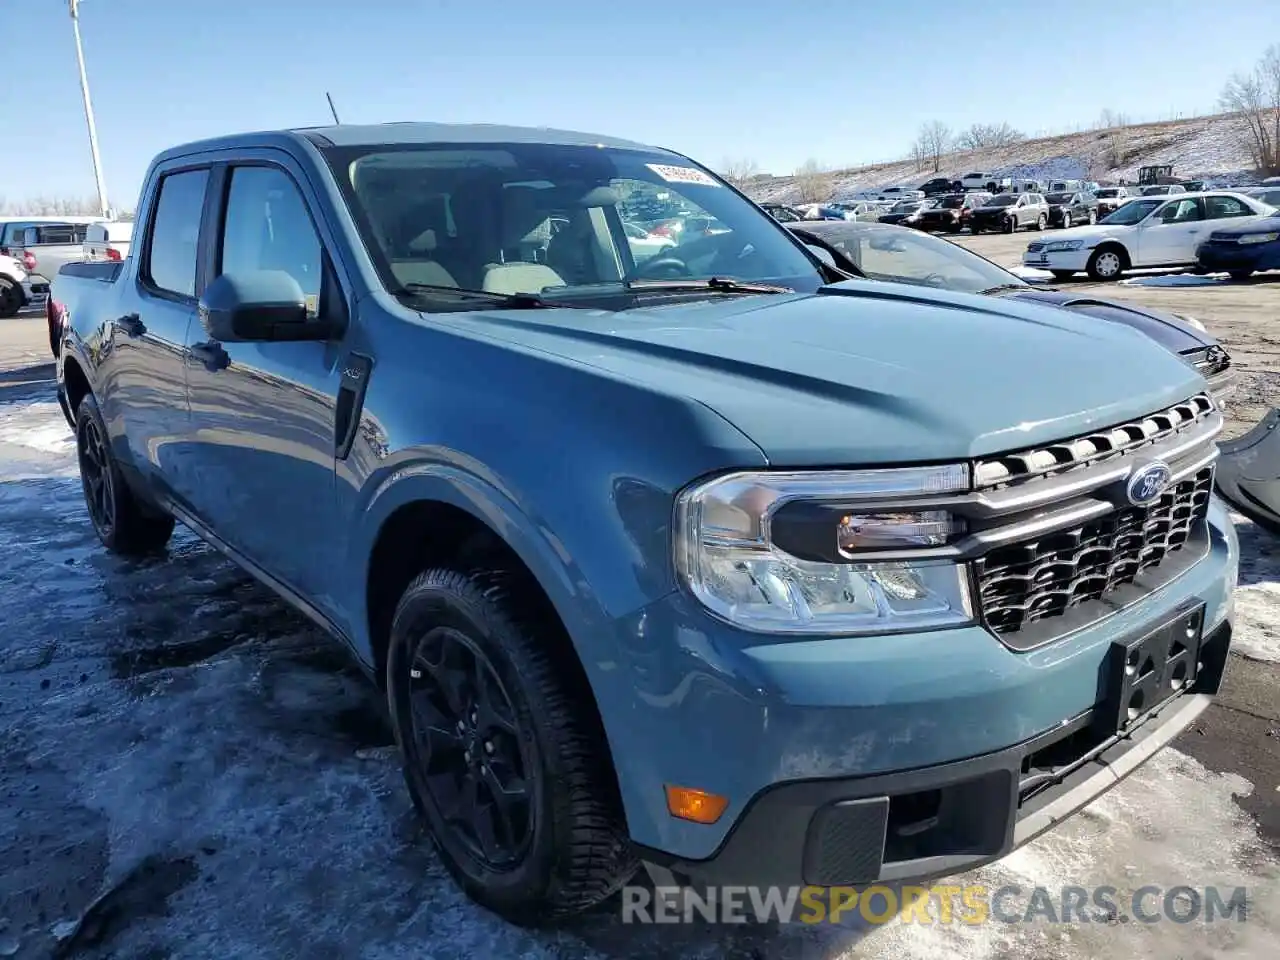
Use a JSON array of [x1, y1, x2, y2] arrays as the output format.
[[976, 467, 1213, 635]]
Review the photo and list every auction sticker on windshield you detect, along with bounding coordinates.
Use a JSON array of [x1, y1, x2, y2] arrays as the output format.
[[646, 163, 721, 187]]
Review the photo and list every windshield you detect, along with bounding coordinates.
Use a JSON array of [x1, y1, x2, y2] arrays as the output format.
[[1141, 185, 1172, 195], [985, 195, 1017, 207], [940, 197, 966, 209], [1100, 198, 1162, 225], [1045, 193, 1073, 204], [322, 142, 822, 307], [799, 222, 1023, 294]]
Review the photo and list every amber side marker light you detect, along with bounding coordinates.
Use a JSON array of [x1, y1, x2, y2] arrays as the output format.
[[665, 785, 729, 824]]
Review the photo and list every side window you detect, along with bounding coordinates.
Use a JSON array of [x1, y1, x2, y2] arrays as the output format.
[[1204, 196, 1252, 219], [145, 169, 210, 298], [219, 166, 323, 314], [1160, 198, 1203, 223]]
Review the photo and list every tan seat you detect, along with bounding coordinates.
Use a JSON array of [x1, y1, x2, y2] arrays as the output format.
[[481, 187, 565, 295], [389, 229, 458, 288]]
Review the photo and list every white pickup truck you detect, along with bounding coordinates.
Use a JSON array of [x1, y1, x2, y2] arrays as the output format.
[[6, 217, 103, 295], [84, 220, 134, 262]]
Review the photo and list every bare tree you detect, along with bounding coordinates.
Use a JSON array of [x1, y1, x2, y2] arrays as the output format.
[[1220, 44, 1280, 173], [793, 158, 833, 203], [1096, 108, 1130, 130], [0, 195, 121, 216], [720, 157, 761, 188], [957, 122, 1026, 150], [913, 121, 953, 172]]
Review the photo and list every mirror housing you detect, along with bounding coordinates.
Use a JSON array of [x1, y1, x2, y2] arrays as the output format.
[[198, 271, 328, 342]]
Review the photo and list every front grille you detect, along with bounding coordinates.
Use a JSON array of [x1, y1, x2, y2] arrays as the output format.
[[975, 467, 1213, 635]]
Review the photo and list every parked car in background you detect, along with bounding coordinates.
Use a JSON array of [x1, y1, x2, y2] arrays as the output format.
[[960, 170, 1001, 191], [1047, 179, 1087, 193], [788, 219, 1235, 406], [1045, 191, 1099, 228], [878, 199, 927, 225], [916, 192, 990, 233], [918, 177, 959, 196], [1141, 184, 1187, 197], [801, 204, 852, 221], [622, 221, 676, 262], [7, 220, 95, 288], [49, 120, 1240, 925], [1195, 211, 1280, 280], [1240, 186, 1280, 208], [1023, 191, 1275, 280], [0, 252, 49, 318], [759, 202, 806, 222], [83, 220, 134, 262], [1009, 179, 1046, 194], [1094, 186, 1134, 218], [969, 193, 1049, 233]]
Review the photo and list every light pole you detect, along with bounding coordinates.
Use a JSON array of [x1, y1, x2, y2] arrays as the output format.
[[68, 0, 110, 216]]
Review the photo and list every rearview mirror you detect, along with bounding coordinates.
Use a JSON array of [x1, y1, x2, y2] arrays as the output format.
[[805, 244, 837, 267], [198, 271, 328, 342]]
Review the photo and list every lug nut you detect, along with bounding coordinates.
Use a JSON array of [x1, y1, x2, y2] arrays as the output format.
[[484, 741, 495, 755], [464, 750, 471, 763]]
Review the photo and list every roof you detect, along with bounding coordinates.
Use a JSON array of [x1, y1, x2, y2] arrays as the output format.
[[152, 122, 668, 165]]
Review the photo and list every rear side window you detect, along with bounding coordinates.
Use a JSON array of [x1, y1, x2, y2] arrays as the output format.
[[145, 169, 209, 298], [1204, 196, 1253, 219], [24, 224, 88, 245]]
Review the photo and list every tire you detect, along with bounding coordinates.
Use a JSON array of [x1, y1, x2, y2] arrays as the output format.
[[0, 276, 22, 319], [1086, 246, 1126, 281], [1051, 270, 1076, 281], [1229, 269, 1253, 281], [1087, 209, 1097, 225], [75, 393, 175, 554], [1036, 214, 1047, 231], [1059, 212, 1072, 228], [386, 567, 637, 925], [1003, 216, 1016, 234]]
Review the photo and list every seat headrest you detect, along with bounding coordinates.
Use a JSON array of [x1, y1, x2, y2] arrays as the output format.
[[406, 229, 438, 254], [501, 186, 553, 249]]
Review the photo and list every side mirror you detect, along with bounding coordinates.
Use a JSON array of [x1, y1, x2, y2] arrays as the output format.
[[805, 243, 837, 267], [198, 271, 327, 342]]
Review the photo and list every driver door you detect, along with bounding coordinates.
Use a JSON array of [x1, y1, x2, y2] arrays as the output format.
[[1136, 197, 1206, 265]]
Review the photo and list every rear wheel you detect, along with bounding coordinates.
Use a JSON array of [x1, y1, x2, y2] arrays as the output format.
[[0, 277, 22, 319], [1087, 246, 1126, 281], [1003, 216, 1016, 234], [1036, 214, 1047, 231], [1087, 209, 1097, 224], [75, 393, 175, 554], [386, 567, 637, 925], [1229, 269, 1253, 281]]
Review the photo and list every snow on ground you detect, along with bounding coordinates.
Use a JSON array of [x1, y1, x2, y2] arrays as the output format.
[[1007, 266, 1054, 281], [0, 385, 1276, 959], [1120, 274, 1231, 288], [1230, 513, 1280, 664]]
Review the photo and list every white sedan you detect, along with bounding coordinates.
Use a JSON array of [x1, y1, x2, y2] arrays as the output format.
[[1022, 191, 1277, 280], [623, 221, 677, 263]]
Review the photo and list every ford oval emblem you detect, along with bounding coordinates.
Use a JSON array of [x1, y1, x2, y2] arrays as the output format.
[[1126, 461, 1172, 507]]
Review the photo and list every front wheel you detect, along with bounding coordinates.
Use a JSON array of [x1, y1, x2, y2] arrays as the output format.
[[75, 393, 175, 554], [386, 567, 637, 924], [1003, 217, 1016, 234], [1087, 246, 1125, 281], [1229, 269, 1253, 281], [1036, 214, 1047, 231], [1087, 209, 1097, 225]]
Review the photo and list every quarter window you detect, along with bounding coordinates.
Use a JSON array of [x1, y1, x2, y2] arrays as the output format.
[[1204, 196, 1253, 219], [145, 169, 209, 298]]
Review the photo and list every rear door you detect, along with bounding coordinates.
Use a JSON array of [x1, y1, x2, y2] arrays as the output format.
[[107, 166, 211, 492], [179, 154, 350, 605]]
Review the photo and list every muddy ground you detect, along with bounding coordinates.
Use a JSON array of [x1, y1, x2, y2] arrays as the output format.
[[0, 289, 1277, 960]]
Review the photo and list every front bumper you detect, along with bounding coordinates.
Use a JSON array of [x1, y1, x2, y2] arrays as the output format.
[[1196, 241, 1280, 273], [1023, 248, 1090, 271], [618, 498, 1237, 879], [22, 275, 50, 308]]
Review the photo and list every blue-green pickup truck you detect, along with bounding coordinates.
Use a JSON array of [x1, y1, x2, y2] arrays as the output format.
[[50, 122, 1238, 924]]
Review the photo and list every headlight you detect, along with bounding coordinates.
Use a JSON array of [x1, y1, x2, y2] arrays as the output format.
[[1239, 232, 1279, 245], [673, 466, 976, 635], [1043, 240, 1084, 252]]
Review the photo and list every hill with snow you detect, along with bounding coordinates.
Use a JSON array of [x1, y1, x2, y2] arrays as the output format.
[[744, 113, 1263, 203]]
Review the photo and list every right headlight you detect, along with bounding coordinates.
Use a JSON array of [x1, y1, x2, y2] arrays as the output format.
[[673, 466, 976, 635], [1043, 240, 1084, 252]]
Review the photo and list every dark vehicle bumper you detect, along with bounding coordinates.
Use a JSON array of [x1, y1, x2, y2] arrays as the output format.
[[1196, 240, 1280, 273], [639, 618, 1232, 889], [969, 214, 1009, 230]]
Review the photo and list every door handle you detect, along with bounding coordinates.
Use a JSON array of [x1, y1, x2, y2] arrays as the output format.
[[115, 313, 145, 337], [187, 341, 230, 372]]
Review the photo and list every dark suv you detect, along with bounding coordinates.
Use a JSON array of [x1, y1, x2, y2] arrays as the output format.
[[1045, 191, 1099, 228], [969, 193, 1049, 233], [917, 193, 991, 233]]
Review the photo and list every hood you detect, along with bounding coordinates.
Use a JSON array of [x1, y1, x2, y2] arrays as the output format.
[[441, 280, 1205, 466], [1001, 288, 1215, 353], [1045, 223, 1120, 243], [1207, 214, 1280, 237]]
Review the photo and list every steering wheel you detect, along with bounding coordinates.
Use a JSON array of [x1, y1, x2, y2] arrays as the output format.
[[626, 255, 692, 282]]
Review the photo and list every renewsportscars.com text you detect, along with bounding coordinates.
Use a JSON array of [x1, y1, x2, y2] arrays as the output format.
[[622, 884, 1250, 926]]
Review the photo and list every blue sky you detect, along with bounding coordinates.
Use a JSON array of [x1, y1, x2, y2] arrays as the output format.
[[4, 0, 1278, 210]]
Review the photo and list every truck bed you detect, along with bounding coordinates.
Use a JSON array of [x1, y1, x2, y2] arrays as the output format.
[[59, 260, 124, 283]]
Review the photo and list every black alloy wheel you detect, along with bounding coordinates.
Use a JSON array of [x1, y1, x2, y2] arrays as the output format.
[[403, 625, 533, 869], [78, 412, 116, 539]]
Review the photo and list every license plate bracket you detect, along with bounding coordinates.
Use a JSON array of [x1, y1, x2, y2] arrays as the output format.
[[1094, 603, 1205, 737]]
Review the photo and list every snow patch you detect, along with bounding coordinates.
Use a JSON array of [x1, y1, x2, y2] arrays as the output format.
[[1119, 274, 1228, 288], [1008, 266, 1055, 281]]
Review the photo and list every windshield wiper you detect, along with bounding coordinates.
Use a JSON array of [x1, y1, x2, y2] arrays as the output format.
[[625, 277, 794, 294], [395, 282, 565, 309], [978, 283, 1030, 295]]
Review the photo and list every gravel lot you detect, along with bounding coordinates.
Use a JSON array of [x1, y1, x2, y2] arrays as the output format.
[[1, 277, 1278, 960]]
